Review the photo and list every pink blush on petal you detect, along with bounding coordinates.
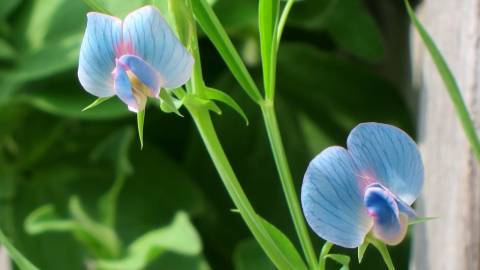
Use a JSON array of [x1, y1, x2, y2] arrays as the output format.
[[116, 41, 135, 58], [357, 171, 377, 194]]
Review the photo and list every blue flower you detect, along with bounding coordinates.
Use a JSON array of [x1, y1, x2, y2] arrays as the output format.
[[78, 6, 193, 113], [301, 123, 424, 248]]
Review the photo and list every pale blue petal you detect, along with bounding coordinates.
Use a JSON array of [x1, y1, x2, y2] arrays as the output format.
[[301, 146, 372, 248], [364, 185, 408, 245], [122, 6, 194, 88], [113, 64, 138, 112], [78, 12, 122, 97], [347, 123, 424, 205], [396, 196, 417, 218], [118, 54, 163, 97]]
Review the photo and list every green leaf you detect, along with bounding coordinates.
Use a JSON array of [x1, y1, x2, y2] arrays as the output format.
[[91, 127, 135, 226], [0, 38, 15, 60], [69, 196, 122, 258], [160, 89, 183, 116], [324, 0, 384, 61], [96, 212, 202, 270], [191, 0, 263, 103], [408, 216, 438, 226], [82, 97, 112, 112], [368, 237, 395, 270], [204, 87, 249, 125], [404, 0, 480, 161], [82, 0, 111, 14], [0, 0, 21, 20], [277, 43, 413, 134], [357, 240, 369, 263], [259, 0, 280, 98], [24, 205, 77, 235], [137, 109, 145, 149], [325, 254, 350, 268], [0, 230, 39, 270], [169, 0, 194, 47], [257, 216, 309, 270], [18, 88, 129, 120], [233, 239, 275, 270], [13, 34, 82, 82], [214, 0, 257, 31], [288, 0, 336, 30], [183, 93, 222, 115]]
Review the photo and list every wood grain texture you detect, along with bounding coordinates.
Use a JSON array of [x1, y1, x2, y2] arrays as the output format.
[[410, 0, 480, 269]]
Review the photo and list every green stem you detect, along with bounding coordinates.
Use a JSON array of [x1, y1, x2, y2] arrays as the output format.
[[260, 102, 318, 270], [368, 238, 395, 270], [0, 230, 39, 270], [318, 242, 333, 270], [187, 104, 297, 270], [276, 0, 295, 47]]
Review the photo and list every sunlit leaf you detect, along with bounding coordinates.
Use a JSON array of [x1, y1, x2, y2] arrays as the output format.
[[69, 196, 121, 258], [96, 212, 202, 270], [24, 205, 77, 235]]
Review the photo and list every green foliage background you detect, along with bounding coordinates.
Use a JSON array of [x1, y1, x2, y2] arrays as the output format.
[[0, 0, 418, 269]]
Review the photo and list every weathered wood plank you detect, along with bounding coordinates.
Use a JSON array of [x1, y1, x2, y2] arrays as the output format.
[[410, 0, 480, 269]]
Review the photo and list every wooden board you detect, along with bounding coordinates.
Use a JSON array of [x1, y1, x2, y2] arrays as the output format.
[[410, 0, 480, 269]]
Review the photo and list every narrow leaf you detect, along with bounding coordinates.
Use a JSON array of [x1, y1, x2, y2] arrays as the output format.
[[259, 0, 279, 99], [160, 89, 183, 116], [408, 216, 438, 226], [191, 0, 263, 103], [357, 240, 369, 263], [257, 216, 309, 270], [404, 0, 480, 161], [82, 97, 112, 111], [204, 87, 249, 125], [368, 237, 395, 270], [0, 230, 39, 270], [137, 109, 145, 149]]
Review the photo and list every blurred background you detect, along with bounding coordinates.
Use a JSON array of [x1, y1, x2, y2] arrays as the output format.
[[0, 0, 421, 269]]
